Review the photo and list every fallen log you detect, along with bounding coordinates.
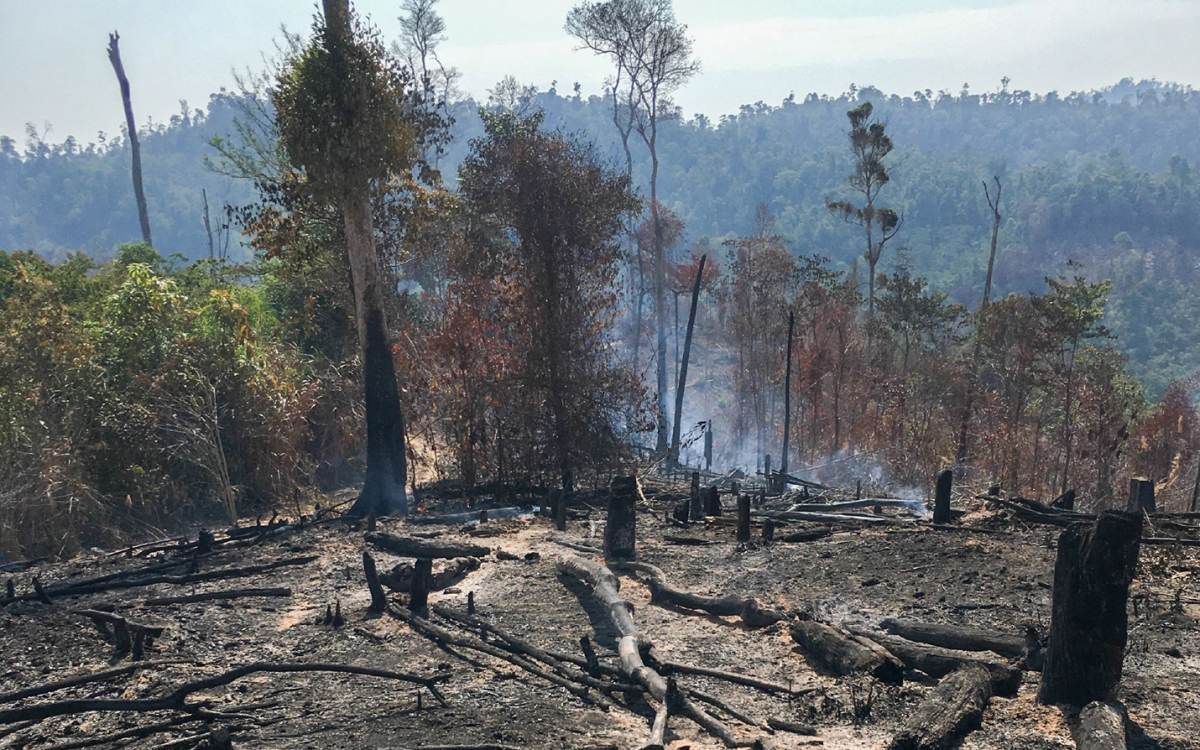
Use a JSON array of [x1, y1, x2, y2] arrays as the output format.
[[365, 532, 489, 559], [0, 663, 446, 725], [617, 561, 785, 629], [888, 664, 992, 750], [380, 557, 481, 594], [779, 528, 833, 544], [387, 603, 617, 709], [0, 661, 190, 705], [847, 628, 1022, 695], [759, 510, 897, 526], [656, 660, 809, 696], [143, 587, 292, 607], [1072, 701, 1127, 750], [879, 618, 1025, 660], [789, 620, 903, 684], [558, 555, 751, 747]]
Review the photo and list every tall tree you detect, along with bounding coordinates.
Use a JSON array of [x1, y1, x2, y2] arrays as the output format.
[[274, 0, 416, 517], [566, 0, 699, 456], [668, 253, 705, 467], [106, 32, 152, 247], [459, 111, 639, 490], [827, 101, 899, 326], [394, 0, 460, 105]]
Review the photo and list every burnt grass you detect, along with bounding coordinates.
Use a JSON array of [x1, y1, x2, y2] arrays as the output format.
[[0, 484, 1197, 750]]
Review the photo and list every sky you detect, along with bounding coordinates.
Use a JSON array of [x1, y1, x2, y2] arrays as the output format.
[[2, 0, 1199, 144]]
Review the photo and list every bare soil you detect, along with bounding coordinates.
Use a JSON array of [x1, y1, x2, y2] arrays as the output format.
[[0, 486, 1196, 750]]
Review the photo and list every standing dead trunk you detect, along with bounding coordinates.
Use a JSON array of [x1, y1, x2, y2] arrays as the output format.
[[781, 310, 794, 480], [736, 494, 751, 543], [604, 476, 638, 561], [955, 177, 1002, 477], [106, 32, 152, 247], [342, 187, 408, 518], [1126, 478, 1155, 515], [669, 254, 707, 467], [934, 469, 953, 525], [1038, 511, 1142, 706]]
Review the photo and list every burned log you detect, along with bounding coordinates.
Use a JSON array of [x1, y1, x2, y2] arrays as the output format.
[[1073, 701, 1128, 750], [879, 618, 1025, 660], [618, 561, 785, 629], [789, 620, 903, 684], [1039, 511, 1142, 707], [779, 528, 833, 544], [143, 588, 291, 607], [849, 629, 1022, 695], [380, 557, 480, 594], [604, 476, 638, 561], [888, 664, 992, 750], [75, 610, 164, 660], [365, 532, 489, 559]]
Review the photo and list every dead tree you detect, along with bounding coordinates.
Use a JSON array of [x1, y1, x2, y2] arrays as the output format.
[[106, 32, 152, 247], [1126, 478, 1155, 515], [1038, 511, 1142, 706], [736, 494, 751, 543], [780, 310, 794, 482], [703, 485, 721, 517], [604, 475, 638, 561], [933, 469, 953, 524], [888, 664, 993, 750], [669, 254, 707, 468]]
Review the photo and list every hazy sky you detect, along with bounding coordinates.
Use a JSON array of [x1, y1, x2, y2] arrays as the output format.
[[2, 0, 1199, 144]]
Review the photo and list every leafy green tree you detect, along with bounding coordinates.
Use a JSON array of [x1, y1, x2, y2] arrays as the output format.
[[274, 0, 418, 516]]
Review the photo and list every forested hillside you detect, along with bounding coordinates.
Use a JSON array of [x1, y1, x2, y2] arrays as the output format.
[[3, 79, 1198, 392]]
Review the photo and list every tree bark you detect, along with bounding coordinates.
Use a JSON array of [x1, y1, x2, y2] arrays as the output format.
[[888, 664, 992, 750], [789, 620, 903, 683], [1039, 511, 1142, 706], [342, 186, 409, 517], [934, 469, 953, 524], [669, 254, 706, 467], [106, 32, 152, 247], [781, 310, 794, 479], [604, 476, 639, 561]]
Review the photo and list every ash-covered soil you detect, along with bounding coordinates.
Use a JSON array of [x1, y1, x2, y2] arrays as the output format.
[[0, 485, 1196, 750]]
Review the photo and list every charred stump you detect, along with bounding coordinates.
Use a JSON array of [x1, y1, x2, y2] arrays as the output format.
[[409, 558, 433, 616], [604, 475, 638, 561], [363, 551, 387, 614], [1038, 511, 1142, 706], [1126, 478, 1155, 515], [689, 472, 703, 521], [736, 495, 751, 543], [933, 469, 953, 525], [703, 486, 721, 517]]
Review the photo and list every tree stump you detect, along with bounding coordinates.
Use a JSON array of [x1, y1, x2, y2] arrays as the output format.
[[410, 558, 433, 616], [553, 489, 567, 532], [1126, 478, 1155, 515], [1038, 511, 1142, 706], [363, 551, 387, 613], [1052, 489, 1076, 511], [689, 472, 703, 521], [761, 518, 775, 543], [704, 485, 721, 516], [736, 494, 751, 543], [933, 469, 953, 524], [604, 475, 638, 561]]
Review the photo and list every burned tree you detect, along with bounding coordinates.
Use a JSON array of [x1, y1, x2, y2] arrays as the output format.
[[274, 0, 418, 517], [1039, 511, 1142, 706], [106, 32, 152, 247], [668, 253, 706, 467], [459, 112, 639, 491]]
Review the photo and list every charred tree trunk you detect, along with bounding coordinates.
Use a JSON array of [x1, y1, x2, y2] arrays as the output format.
[[933, 469, 953, 525], [703, 486, 721, 517], [409, 557, 432, 616], [1038, 511, 1142, 706], [789, 620, 903, 684], [669, 254, 706, 468], [342, 187, 408, 518], [781, 310, 794, 480], [888, 664, 993, 750], [1126, 478, 1155, 515], [736, 494, 751, 543], [106, 32, 152, 247], [604, 476, 638, 561], [689, 472, 703, 522]]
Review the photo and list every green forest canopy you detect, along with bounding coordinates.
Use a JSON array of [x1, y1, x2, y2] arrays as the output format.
[[2, 77, 1199, 395]]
